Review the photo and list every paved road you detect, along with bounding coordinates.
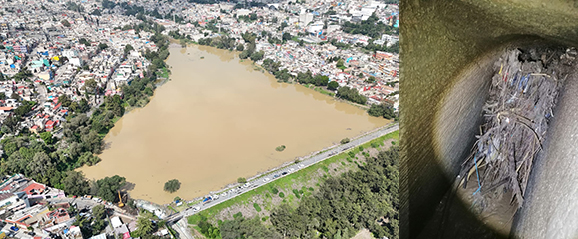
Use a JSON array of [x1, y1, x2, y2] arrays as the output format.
[[165, 123, 399, 223]]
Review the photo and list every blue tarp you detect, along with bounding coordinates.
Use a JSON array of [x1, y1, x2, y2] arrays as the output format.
[[346, 57, 353, 63], [9, 64, 15, 68]]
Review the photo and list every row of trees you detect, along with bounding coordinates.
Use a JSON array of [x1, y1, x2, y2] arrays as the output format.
[[336, 86, 368, 105], [261, 59, 291, 82], [195, 146, 399, 239], [368, 103, 398, 120]]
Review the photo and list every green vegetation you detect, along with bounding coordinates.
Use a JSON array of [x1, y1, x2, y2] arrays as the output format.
[[164, 179, 181, 193], [261, 59, 291, 82], [342, 13, 398, 38], [296, 70, 329, 86], [131, 212, 157, 238], [253, 203, 262, 212], [275, 145, 286, 152], [61, 19, 71, 27], [328, 81, 339, 91], [237, 177, 247, 184], [189, 135, 399, 239], [368, 103, 398, 120], [341, 138, 351, 144], [337, 86, 367, 105], [74, 204, 108, 238], [278, 192, 285, 198], [271, 187, 279, 195]]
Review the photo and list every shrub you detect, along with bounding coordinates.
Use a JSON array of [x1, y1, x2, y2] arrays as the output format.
[[237, 177, 247, 183], [271, 187, 279, 194], [340, 138, 350, 144], [276, 145, 286, 151], [292, 189, 301, 198], [253, 203, 262, 212], [278, 192, 285, 198]]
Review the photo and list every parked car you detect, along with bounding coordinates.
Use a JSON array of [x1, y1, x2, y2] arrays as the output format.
[[281, 172, 288, 175], [263, 177, 270, 182]]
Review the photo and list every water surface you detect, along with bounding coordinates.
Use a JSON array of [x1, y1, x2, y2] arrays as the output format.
[[80, 45, 389, 203]]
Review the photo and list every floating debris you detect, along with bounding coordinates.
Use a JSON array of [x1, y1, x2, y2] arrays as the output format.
[[459, 46, 578, 210]]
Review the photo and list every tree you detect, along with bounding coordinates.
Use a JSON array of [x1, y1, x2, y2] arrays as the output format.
[[28, 151, 53, 177], [236, 44, 244, 51], [58, 94, 72, 107], [61, 19, 71, 27], [336, 59, 345, 68], [98, 43, 108, 50], [237, 177, 247, 184], [79, 38, 91, 46], [10, 93, 20, 100], [250, 51, 264, 61], [95, 175, 126, 202], [328, 81, 339, 91], [83, 79, 98, 93], [368, 103, 397, 120], [63, 171, 90, 196], [133, 214, 155, 237], [282, 32, 292, 42], [40, 132, 54, 144], [124, 44, 134, 55], [164, 179, 181, 193]]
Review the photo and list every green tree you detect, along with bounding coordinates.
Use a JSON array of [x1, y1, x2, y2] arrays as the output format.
[[282, 32, 292, 42], [79, 38, 91, 46], [95, 175, 126, 202], [124, 44, 134, 55], [98, 43, 108, 50], [40, 132, 54, 144], [63, 171, 90, 196], [134, 214, 155, 237], [336, 59, 345, 68], [0, 92, 5, 100], [61, 19, 71, 27], [237, 177, 247, 184], [164, 179, 181, 193], [328, 81, 339, 91]]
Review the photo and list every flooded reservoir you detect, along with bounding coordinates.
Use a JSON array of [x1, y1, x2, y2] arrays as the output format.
[[80, 45, 389, 204]]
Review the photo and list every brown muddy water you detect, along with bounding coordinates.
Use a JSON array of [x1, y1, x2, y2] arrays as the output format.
[[80, 45, 389, 204]]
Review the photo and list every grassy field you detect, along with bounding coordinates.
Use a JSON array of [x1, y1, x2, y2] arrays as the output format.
[[188, 129, 399, 225]]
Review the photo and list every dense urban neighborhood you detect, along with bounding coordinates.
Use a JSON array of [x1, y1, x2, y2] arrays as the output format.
[[0, 0, 399, 238]]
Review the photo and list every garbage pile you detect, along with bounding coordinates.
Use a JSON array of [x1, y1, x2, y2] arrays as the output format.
[[460, 47, 578, 210]]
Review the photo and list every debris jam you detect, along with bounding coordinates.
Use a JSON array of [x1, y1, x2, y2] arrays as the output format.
[[459, 47, 578, 210]]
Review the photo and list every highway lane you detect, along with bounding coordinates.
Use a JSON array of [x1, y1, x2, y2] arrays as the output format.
[[167, 123, 399, 222]]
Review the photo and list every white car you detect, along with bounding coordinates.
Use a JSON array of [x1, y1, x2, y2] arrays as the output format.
[[193, 206, 200, 211], [263, 178, 270, 182], [213, 194, 219, 200], [289, 168, 295, 172]]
